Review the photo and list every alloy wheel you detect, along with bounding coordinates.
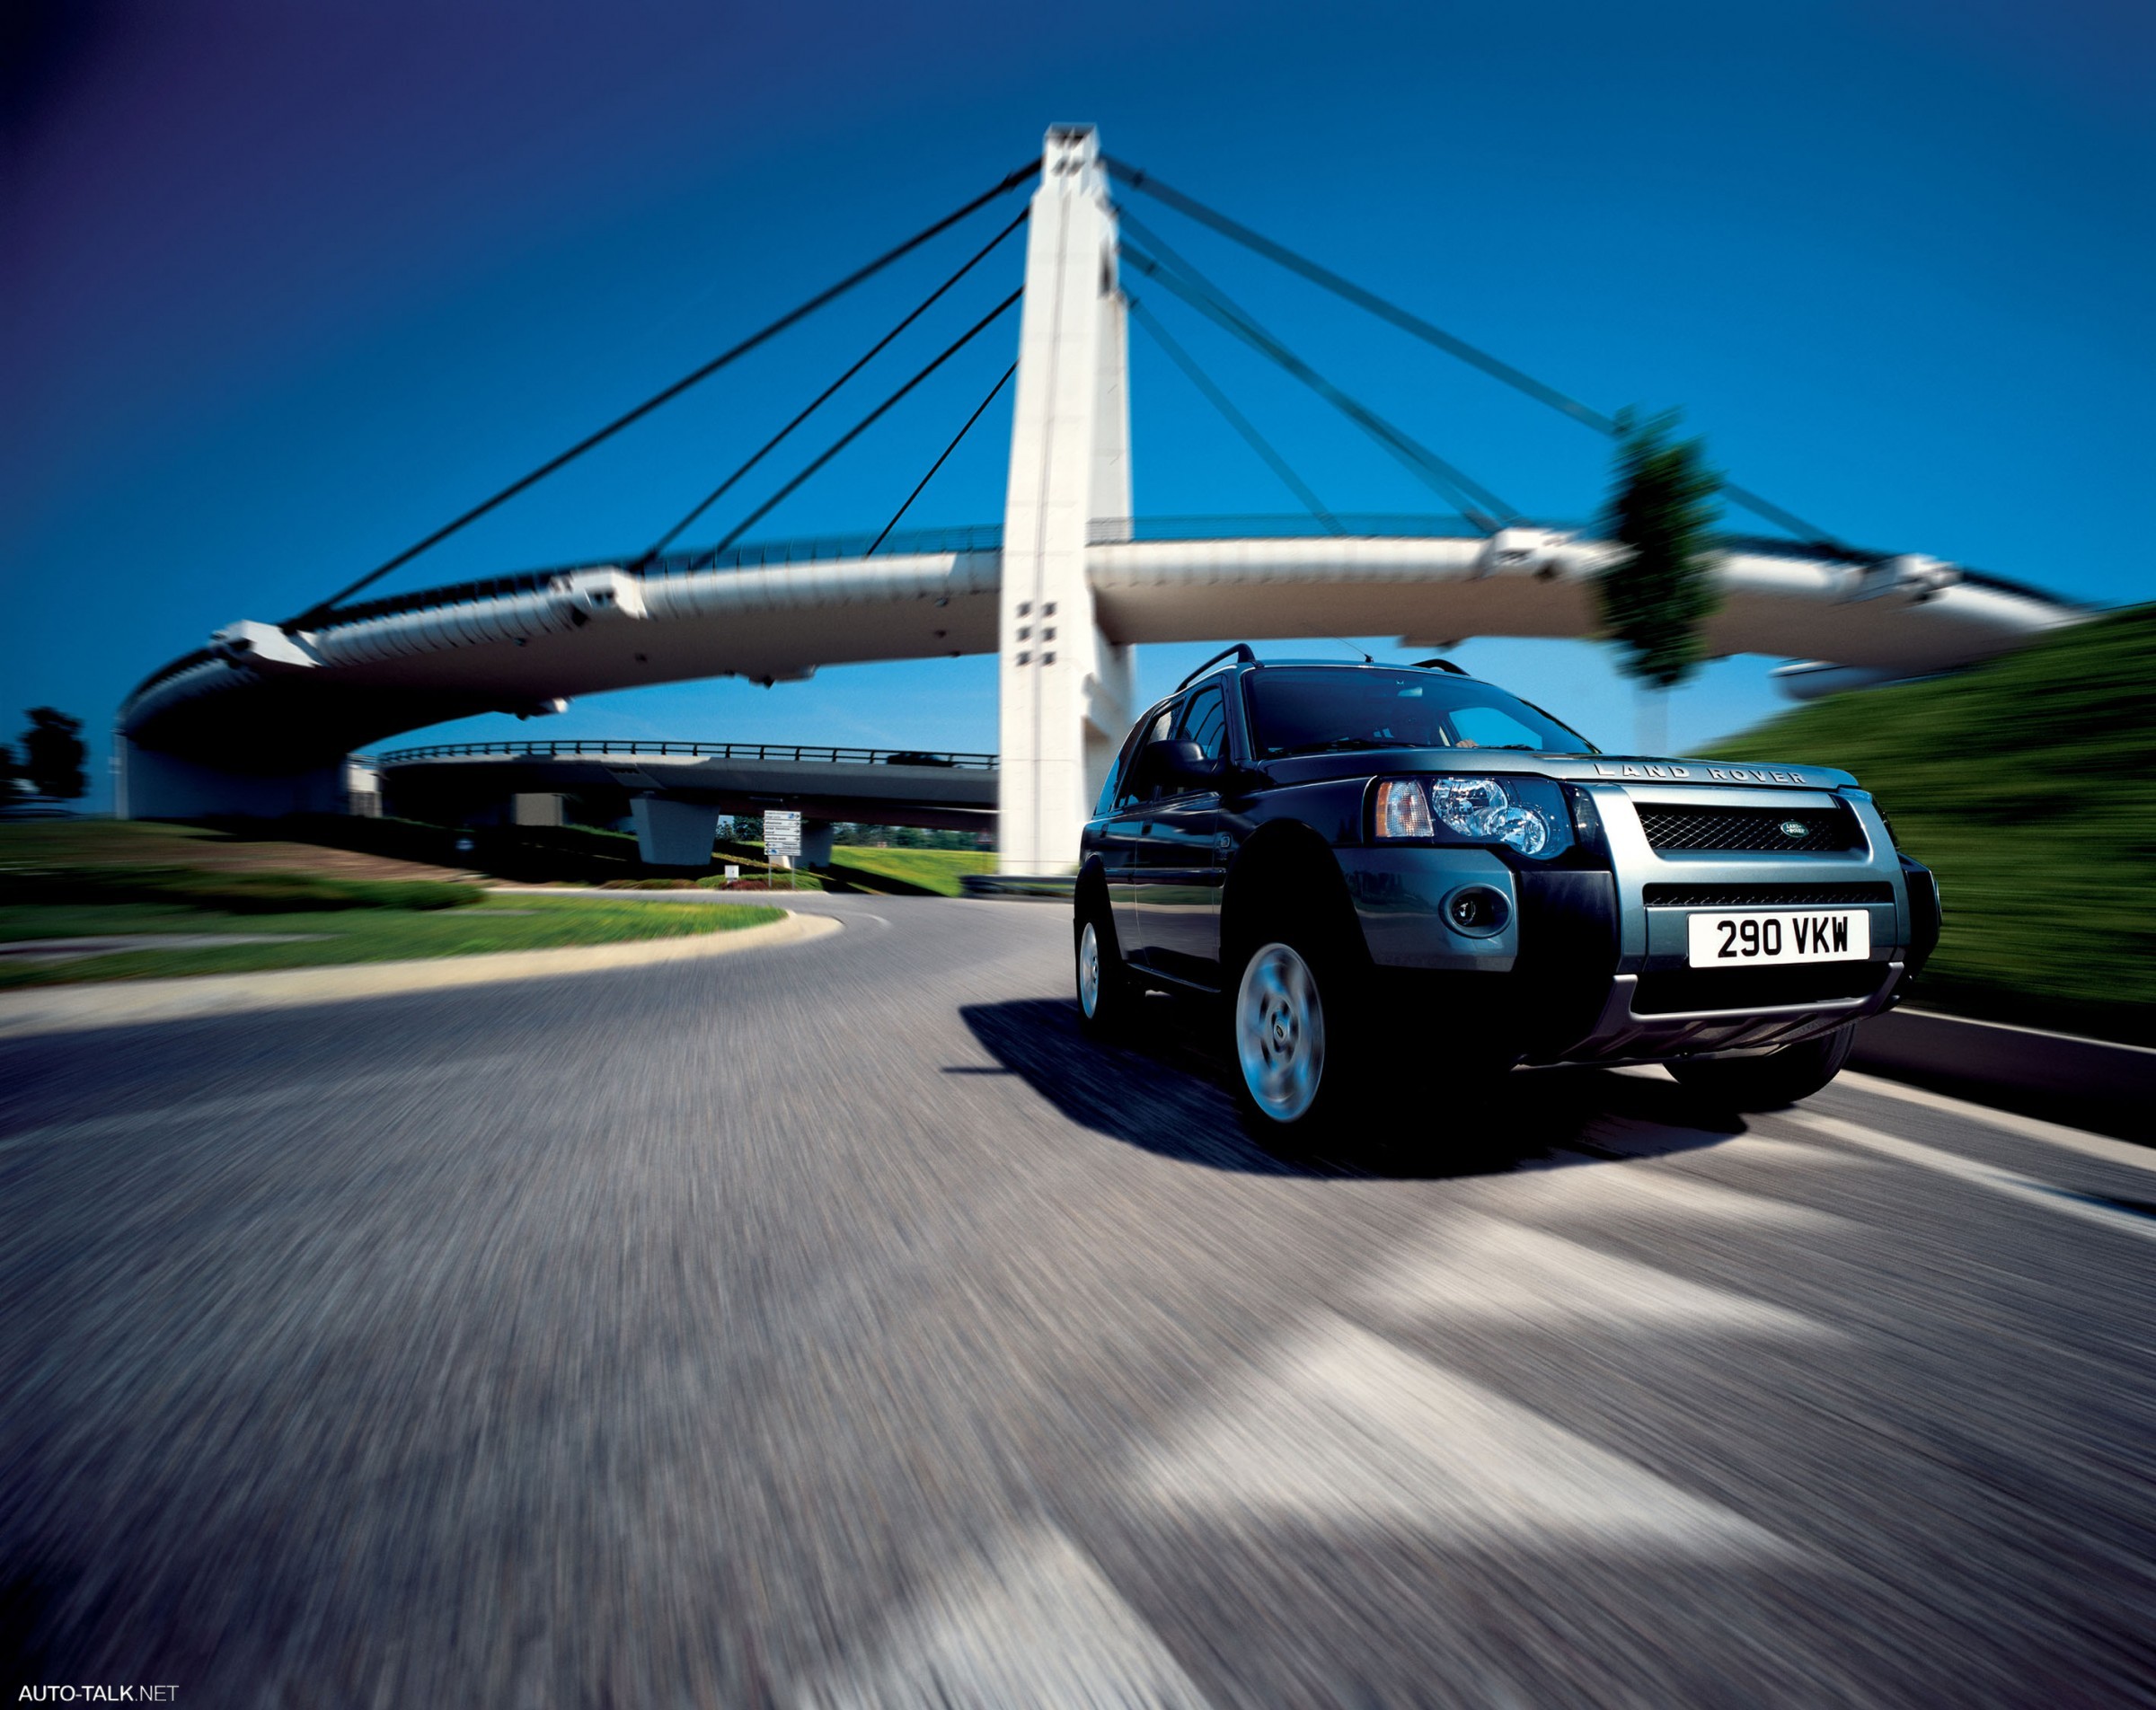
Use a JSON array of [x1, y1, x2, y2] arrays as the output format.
[[1235, 941, 1326, 1123]]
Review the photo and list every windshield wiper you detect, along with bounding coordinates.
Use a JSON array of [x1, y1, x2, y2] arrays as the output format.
[[1269, 737, 1425, 757]]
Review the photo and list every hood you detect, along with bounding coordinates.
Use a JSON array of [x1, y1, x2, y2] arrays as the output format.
[[1261, 750, 1858, 791]]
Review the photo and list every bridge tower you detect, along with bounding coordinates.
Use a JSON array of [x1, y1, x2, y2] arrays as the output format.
[[995, 125, 1135, 875]]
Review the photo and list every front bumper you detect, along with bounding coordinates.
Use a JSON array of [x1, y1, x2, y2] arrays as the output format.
[[1339, 782, 1936, 1066]]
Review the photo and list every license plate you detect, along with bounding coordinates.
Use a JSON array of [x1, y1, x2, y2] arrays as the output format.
[[1686, 911, 1869, 968]]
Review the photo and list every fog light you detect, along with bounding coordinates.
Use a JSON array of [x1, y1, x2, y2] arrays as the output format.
[[1445, 885, 1508, 937]]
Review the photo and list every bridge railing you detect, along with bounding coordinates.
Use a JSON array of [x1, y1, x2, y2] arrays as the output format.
[[379, 739, 1000, 770], [640, 523, 1008, 578], [1086, 513, 1492, 543]]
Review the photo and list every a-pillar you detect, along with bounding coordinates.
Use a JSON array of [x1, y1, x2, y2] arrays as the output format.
[[800, 821, 835, 867], [629, 795, 719, 868], [995, 125, 1135, 875]]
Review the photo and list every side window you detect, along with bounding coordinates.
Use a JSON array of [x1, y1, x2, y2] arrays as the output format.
[[1175, 686, 1228, 765], [1111, 706, 1176, 809], [1098, 722, 1143, 817]]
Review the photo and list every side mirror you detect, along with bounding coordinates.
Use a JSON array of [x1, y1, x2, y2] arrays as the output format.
[[1142, 738, 1221, 792]]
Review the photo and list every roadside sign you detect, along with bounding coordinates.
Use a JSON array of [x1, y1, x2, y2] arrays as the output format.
[[723, 864, 740, 881], [763, 810, 803, 890]]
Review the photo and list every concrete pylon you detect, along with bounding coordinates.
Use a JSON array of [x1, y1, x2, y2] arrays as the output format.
[[629, 795, 719, 868], [995, 125, 1135, 875]]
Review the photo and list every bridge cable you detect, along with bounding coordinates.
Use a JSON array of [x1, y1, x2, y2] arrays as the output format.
[[1119, 220, 1518, 530], [1127, 294, 1343, 536], [1121, 212, 1517, 528], [869, 360, 1018, 556], [636, 206, 1029, 568], [289, 159, 1041, 625], [703, 287, 1024, 564], [1104, 155, 1841, 546], [1126, 248, 1499, 530]]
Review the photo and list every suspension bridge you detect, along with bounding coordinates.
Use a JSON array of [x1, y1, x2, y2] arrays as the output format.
[[117, 125, 2079, 871]]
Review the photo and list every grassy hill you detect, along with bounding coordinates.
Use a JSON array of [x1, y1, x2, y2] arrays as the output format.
[[827, 846, 995, 896], [1697, 604, 2156, 1045]]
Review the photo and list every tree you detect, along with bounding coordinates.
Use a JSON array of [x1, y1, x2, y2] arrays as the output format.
[[20, 708, 88, 802], [1595, 410, 1723, 751]]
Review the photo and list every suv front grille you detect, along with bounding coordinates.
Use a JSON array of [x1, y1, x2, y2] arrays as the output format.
[[1642, 883, 1893, 908], [1633, 964, 1888, 1014], [1637, 803, 1861, 854]]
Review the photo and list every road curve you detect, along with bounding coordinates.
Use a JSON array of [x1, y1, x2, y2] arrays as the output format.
[[3, 895, 2152, 1706]]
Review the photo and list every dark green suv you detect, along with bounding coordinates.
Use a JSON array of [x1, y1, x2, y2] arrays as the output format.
[[1074, 648, 1939, 1138]]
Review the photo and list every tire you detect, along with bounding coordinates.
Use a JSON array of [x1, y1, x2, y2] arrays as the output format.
[[1074, 900, 1139, 1037], [1227, 930, 1363, 1135], [1666, 1020, 1859, 1110]]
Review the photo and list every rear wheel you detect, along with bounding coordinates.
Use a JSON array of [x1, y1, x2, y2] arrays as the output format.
[[1074, 903, 1139, 1037], [1666, 1020, 1859, 1110]]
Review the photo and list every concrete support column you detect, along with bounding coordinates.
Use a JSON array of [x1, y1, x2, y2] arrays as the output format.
[[117, 736, 350, 820], [629, 796, 719, 868], [996, 125, 1134, 874], [800, 821, 835, 867]]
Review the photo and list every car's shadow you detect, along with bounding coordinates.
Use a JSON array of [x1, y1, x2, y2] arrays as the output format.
[[958, 993, 1750, 1181]]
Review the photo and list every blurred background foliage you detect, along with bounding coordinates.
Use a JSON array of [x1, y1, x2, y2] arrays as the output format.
[[1702, 604, 2156, 1045]]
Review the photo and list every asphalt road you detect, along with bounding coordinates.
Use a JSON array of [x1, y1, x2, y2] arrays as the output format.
[[4, 894, 2153, 1707]]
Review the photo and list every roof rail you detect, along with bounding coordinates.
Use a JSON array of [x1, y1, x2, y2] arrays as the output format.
[[1176, 643, 1259, 692], [1410, 657, 1469, 674]]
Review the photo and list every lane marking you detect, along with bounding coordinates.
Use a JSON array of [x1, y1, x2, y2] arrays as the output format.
[[791, 1525, 1211, 1710], [1780, 1111, 2156, 1247], [1688, 1133, 1879, 1169], [1134, 1316, 1792, 1557], [1363, 1218, 1834, 1339], [1501, 1159, 1852, 1231], [1833, 1071, 2156, 1179]]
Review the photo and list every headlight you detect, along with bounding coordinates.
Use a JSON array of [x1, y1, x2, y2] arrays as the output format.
[[1374, 775, 1559, 856], [1430, 775, 1553, 855]]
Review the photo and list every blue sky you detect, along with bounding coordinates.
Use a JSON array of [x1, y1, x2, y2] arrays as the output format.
[[5, 0, 2150, 807]]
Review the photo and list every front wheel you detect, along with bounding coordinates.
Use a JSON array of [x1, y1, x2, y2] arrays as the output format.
[[1666, 1020, 1859, 1110], [1231, 938, 1353, 1132]]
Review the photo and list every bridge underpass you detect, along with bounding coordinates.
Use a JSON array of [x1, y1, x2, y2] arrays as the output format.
[[117, 126, 2085, 871], [377, 738, 997, 867]]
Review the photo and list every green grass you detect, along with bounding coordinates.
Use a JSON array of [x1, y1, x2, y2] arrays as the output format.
[[0, 894, 783, 989], [826, 847, 995, 896], [1698, 604, 2156, 1045], [0, 863, 482, 912], [0, 819, 232, 865]]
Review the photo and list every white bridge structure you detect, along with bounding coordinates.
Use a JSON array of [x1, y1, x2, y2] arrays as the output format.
[[119, 126, 2081, 872]]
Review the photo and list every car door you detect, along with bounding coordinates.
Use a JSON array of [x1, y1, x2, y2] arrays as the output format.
[[1135, 683, 1231, 985], [1101, 703, 1171, 960]]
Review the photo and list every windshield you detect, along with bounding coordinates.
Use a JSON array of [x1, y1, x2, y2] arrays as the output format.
[[1244, 667, 1596, 759]]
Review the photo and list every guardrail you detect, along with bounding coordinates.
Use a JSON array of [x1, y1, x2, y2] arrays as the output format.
[[1852, 1009, 2153, 1145], [379, 739, 1000, 770]]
